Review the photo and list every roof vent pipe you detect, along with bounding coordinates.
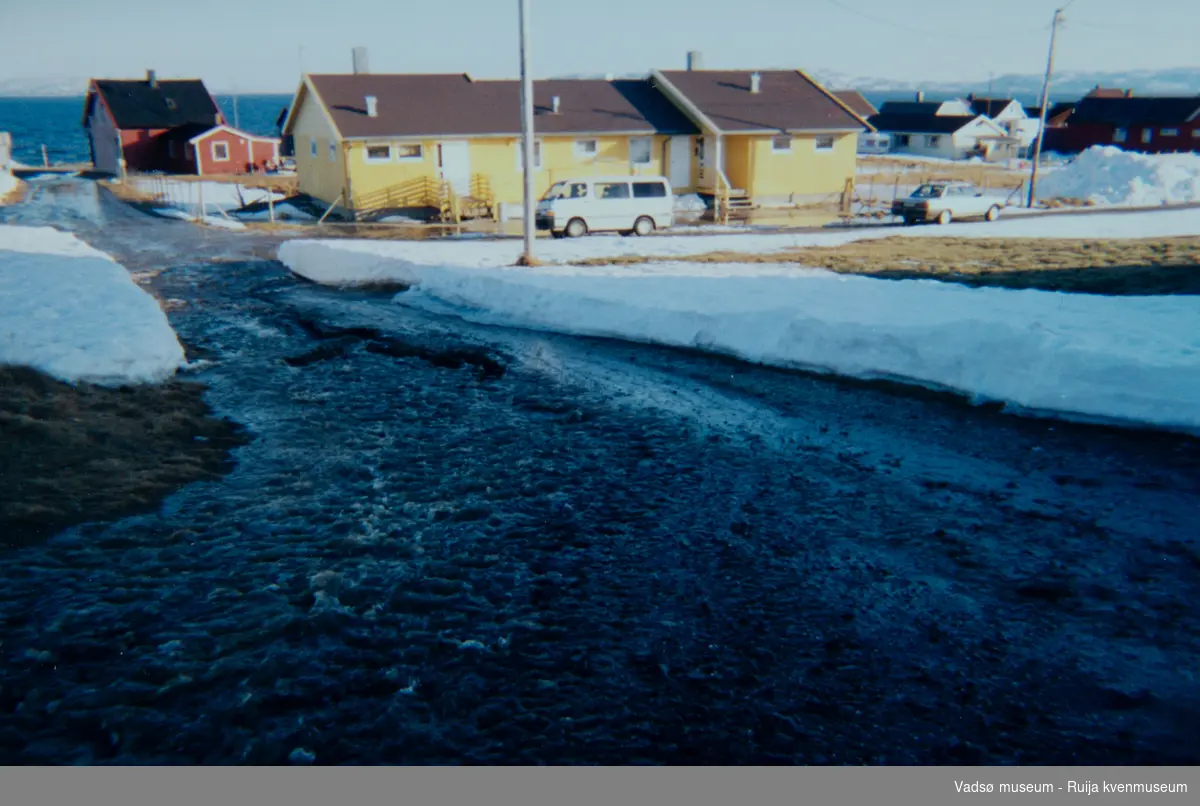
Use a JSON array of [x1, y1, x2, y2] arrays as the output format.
[[687, 51, 703, 71], [551, 96, 561, 114], [147, 70, 158, 89], [365, 96, 378, 117], [352, 47, 370, 75], [749, 72, 761, 94]]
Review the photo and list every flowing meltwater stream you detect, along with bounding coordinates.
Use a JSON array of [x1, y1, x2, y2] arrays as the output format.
[[0, 178, 1198, 764]]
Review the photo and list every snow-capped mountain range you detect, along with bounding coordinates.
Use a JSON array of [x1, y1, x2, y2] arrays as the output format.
[[4, 67, 1200, 99]]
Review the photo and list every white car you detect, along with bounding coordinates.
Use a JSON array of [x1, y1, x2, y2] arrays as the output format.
[[891, 182, 1002, 225], [536, 176, 674, 238]]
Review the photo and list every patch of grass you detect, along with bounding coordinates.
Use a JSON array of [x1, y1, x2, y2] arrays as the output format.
[[568, 236, 1200, 295], [0, 366, 249, 548]]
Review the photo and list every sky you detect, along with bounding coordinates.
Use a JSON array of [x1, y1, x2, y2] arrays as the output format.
[[0, 0, 1196, 92]]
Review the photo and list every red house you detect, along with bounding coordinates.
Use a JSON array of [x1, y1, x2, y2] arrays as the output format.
[[82, 71, 280, 175], [83, 71, 224, 174], [1051, 94, 1200, 154], [170, 124, 281, 175]]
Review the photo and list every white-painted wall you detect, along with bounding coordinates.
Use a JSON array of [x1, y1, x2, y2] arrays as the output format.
[[0, 132, 11, 173], [86, 96, 122, 175]]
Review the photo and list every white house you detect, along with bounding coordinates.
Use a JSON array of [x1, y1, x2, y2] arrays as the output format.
[[969, 96, 1041, 151], [867, 111, 1018, 161]]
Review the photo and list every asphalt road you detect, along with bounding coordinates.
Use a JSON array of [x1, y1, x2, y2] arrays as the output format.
[[1, 180, 1198, 764]]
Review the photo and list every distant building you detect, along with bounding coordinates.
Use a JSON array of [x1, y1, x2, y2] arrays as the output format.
[[82, 71, 279, 175], [967, 95, 1039, 152], [1053, 94, 1200, 154], [868, 110, 1018, 161]]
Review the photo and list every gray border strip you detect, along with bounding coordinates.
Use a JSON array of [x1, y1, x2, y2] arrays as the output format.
[[1, 766, 1194, 806]]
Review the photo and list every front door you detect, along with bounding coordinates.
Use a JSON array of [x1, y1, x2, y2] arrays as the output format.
[[668, 136, 691, 189], [696, 136, 711, 187], [437, 141, 471, 196]]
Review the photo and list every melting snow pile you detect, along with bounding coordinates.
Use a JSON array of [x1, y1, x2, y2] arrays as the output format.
[[279, 220, 1200, 432], [0, 171, 19, 201], [0, 225, 185, 384], [1036, 146, 1200, 206]]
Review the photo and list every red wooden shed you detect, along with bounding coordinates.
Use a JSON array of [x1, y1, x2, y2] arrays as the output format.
[[182, 125, 281, 175]]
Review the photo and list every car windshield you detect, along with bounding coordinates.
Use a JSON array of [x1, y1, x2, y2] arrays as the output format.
[[912, 184, 946, 198], [541, 182, 567, 201]]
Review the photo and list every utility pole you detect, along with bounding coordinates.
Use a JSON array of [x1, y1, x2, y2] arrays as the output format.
[[516, 0, 537, 265], [1027, 7, 1063, 208]]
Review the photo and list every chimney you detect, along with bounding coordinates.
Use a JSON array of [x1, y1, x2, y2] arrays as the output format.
[[1125, 89, 1134, 97], [749, 72, 761, 94], [551, 96, 561, 114], [365, 95, 378, 117], [915, 90, 925, 103], [686, 51, 704, 71], [147, 69, 158, 89], [352, 46, 370, 75]]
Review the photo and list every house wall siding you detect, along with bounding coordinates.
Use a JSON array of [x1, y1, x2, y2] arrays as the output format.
[[742, 132, 858, 201], [86, 98, 122, 175], [192, 131, 278, 175], [290, 93, 345, 205], [343, 134, 671, 212]]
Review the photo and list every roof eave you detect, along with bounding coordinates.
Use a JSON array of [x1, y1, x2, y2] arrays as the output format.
[[648, 69, 723, 135], [341, 129, 692, 141], [797, 70, 877, 132]]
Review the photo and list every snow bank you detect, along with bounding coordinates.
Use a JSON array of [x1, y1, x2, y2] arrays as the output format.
[[0, 225, 185, 384], [279, 237, 1200, 432], [1036, 146, 1200, 206], [154, 208, 248, 230], [277, 206, 1200, 284], [0, 171, 19, 201]]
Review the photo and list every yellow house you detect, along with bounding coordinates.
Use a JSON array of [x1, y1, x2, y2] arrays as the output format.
[[650, 68, 874, 213], [281, 73, 700, 221]]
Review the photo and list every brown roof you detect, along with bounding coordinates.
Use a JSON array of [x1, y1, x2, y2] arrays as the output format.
[[832, 89, 878, 118], [303, 73, 698, 138], [1086, 86, 1134, 99], [654, 70, 868, 133]]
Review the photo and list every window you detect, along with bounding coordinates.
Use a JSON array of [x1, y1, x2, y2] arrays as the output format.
[[771, 136, 792, 153], [212, 142, 230, 161], [1113, 128, 1127, 142], [629, 137, 652, 165], [329, 141, 337, 161], [568, 182, 588, 198], [165, 98, 177, 111], [1161, 128, 1179, 137], [925, 135, 941, 147], [310, 138, 318, 157], [1142, 128, 1153, 144], [894, 134, 911, 147], [632, 181, 667, 198], [1193, 130, 1200, 139], [815, 135, 835, 151], [516, 139, 543, 171], [575, 138, 598, 158], [396, 144, 423, 161], [364, 144, 392, 162], [595, 182, 630, 199]]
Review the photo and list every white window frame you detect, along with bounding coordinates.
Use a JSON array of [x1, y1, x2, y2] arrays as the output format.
[[1141, 128, 1153, 144], [329, 141, 337, 161], [629, 136, 652, 165], [363, 143, 393, 163], [211, 141, 230, 162], [516, 139, 543, 171], [1113, 128, 1127, 143], [1161, 128, 1179, 137], [395, 143, 424, 162], [771, 136, 792, 153], [574, 138, 599, 159], [925, 135, 941, 148], [814, 135, 836, 152]]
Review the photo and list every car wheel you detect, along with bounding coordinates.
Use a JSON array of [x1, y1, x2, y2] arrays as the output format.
[[985, 205, 1000, 222], [902, 217, 918, 227], [565, 218, 588, 238], [633, 216, 655, 236], [936, 209, 953, 226]]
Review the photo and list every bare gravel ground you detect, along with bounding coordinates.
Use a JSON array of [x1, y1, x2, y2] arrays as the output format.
[[0, 180, 1197, 765]]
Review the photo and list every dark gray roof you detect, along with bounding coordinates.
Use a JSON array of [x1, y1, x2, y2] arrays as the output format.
[[877, 100, 948, 116], [868, 113, 981, 135], [1069, 96, 1200, 126], [654, 70, 867, 132], [831, 90, 877, 118], [304, 74, 698, 138], [87, 79, 221, 129]]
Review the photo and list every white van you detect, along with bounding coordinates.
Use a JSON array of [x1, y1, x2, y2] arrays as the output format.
[[535, 176, 674, 238]]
